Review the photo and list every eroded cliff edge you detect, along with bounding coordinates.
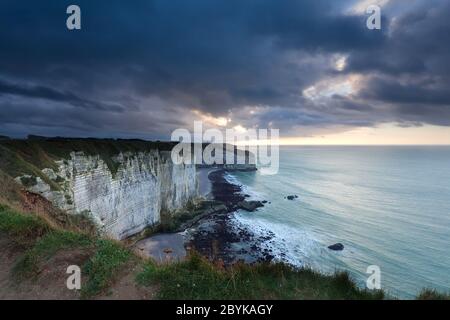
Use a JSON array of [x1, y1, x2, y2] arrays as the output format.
[[0, 138, 198, 239]]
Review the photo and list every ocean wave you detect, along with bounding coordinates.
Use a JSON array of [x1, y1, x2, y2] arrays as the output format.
[[223, 172, 265, 200], [230, 210, 327, 270], [224, 171, 335, 272], [224, 171, 324, 268]]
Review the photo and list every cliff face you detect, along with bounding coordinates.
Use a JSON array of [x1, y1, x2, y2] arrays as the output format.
[[0, 139, 258, 240], [14, 149, 198, 239]]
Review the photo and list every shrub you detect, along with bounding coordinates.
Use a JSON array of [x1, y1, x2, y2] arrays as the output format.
[[417, 289, 450, 300]]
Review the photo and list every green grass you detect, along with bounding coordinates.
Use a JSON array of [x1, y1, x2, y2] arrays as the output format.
[[0, 169, 22, 205], [157, 209, 193, 233], [136, 252, 385, 300], [417, 289, 450, 300], [0, 145, 61, 191], [13, 230, 93, 280], [0, 138, 176, 179], [81, 239, 132, 298], [0, 205, 130, 298], [141, 200, 218, 236], [2, 203, 449, 300], [138, 208, 195, 236], [0, 204, 50, 245]]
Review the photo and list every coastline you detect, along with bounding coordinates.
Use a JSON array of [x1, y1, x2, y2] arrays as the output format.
[[186, 169, 276, 265], [134, 169, 276, 264]]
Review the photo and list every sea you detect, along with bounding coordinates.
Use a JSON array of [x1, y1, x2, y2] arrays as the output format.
[[225, 146, 450, 299]]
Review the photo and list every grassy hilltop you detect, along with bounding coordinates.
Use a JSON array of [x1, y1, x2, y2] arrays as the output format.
[[0, 204, 389, 300], [0, 136, 176, 180]]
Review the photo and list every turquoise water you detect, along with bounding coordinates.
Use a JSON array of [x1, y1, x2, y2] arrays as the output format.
[[228, 146, 450, 298]]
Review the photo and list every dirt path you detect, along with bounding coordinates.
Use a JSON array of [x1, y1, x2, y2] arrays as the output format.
[[97, 265, 157, 300], [0, 234, 156, 300], [0, 236, 22, 299], [0, 234, 85, 300]]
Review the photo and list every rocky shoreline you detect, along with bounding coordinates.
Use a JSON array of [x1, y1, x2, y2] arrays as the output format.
[[135, 169, 345, 264], [186, 170, 277, 265]]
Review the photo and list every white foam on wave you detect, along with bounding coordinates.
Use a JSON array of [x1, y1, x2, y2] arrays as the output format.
[[223, 172, 265, 200], [231, 211, 326, 270], [224, 171, 329, 271]]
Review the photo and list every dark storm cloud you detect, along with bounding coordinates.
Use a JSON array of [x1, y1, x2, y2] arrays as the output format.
[[359, 77, 450, 106], [347, 0, 450, 77], [345, 0, 450, 126], [0, 0, 448, 138], [0, 80, 125, 112]]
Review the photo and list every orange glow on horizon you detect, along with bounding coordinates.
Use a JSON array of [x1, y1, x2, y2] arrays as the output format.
[[277, 124, 450, 145]]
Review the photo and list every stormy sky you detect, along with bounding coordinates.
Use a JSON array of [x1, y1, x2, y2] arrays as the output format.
[[0, 0, 449, 143]]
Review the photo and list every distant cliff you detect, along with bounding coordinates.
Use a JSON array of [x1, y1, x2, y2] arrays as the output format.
[[196, 143, 257, 171], [0, 138, 197, 239]]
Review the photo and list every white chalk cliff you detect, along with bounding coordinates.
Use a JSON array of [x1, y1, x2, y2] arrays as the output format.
[[17, 150, 198, 239]]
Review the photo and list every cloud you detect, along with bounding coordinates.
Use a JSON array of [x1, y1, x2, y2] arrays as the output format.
[[0, 80, 125, 112], [0, 0, 448, 138]]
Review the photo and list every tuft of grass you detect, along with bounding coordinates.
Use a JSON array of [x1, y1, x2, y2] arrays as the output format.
[[13, 230, 93, 280], [26, 231, 92, 257], [81, 239, 131, 298], [0, 204, 50, 245], [136, 252, 385, 300], [0, 170, 23, 205], [417, 289, 450, 300], [0, 145, 61, 191]]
